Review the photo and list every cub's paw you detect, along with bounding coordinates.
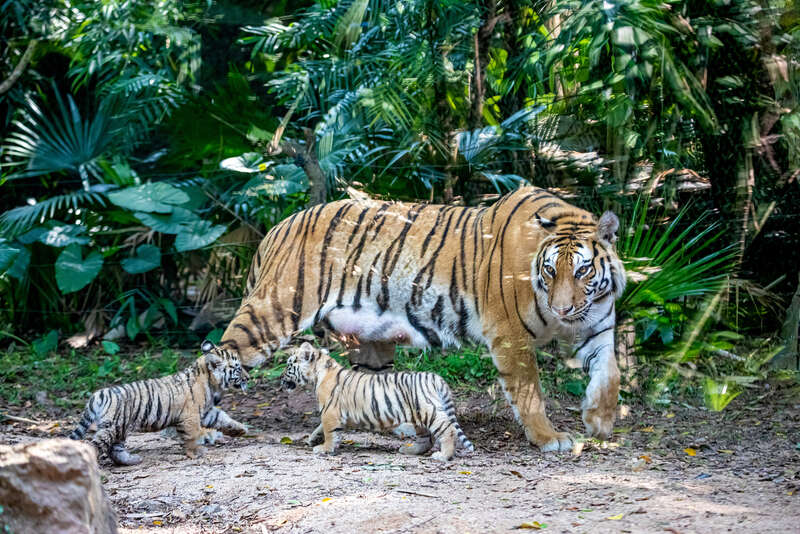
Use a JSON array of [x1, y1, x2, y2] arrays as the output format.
[[196, 430, 223, 445], [538, 432, 573, 453], [185, 446, 207, 459], [305, 434, 323, 447], [225, 423, 247, 437], [430, 451, 451, 462], [312, 444, 334, 455]]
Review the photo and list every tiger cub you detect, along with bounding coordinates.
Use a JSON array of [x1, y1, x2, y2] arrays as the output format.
[[281, 342, 474, 461], [69, 341, 248, 465]]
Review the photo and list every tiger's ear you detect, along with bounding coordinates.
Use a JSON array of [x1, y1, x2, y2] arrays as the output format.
[[201, 339, 217, 353], [205, 353, 222, 371], [597, 211, 620, 245], [300, 342, 315, 361]]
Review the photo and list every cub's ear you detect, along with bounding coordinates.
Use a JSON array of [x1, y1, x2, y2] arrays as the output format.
[[299, 341, 315, 361], [205, 353, 222, 371], [597, 211, 620, 245], [201, 339, 217, 353]]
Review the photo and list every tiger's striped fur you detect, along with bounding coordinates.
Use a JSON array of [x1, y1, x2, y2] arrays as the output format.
[[69, 341, 248, 465], [281, 342, 474, 461], [216, 186, 626, 451]]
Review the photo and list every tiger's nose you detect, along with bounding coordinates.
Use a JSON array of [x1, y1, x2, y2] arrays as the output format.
[[552, 305, 573, 317]]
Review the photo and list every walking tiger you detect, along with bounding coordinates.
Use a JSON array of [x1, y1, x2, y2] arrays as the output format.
[[281, 342, 474, 460], [69, 342, 248, 464], [210, 186, 626, 452]]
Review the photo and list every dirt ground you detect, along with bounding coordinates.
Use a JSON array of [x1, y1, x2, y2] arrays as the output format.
[[2, 378, 799, 534]]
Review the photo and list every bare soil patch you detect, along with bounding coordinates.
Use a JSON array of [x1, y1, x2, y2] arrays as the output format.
[[3, 380, 798, 533]]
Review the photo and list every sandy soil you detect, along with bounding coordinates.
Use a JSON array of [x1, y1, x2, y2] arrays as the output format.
[[3, 379, 799, 533]]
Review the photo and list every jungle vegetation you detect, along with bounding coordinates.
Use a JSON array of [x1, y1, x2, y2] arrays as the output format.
[[1, 0, 798, 407]]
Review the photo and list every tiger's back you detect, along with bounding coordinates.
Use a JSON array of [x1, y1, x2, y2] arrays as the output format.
[[219, 186, 627, 452]]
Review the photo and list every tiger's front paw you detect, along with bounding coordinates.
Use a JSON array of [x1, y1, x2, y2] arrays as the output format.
[[196, 430, 223, 445], [538, 432, 573, 453], [582, 407, 615, 440], [306, 433, 323, 446], [312, 444, 335, 455]]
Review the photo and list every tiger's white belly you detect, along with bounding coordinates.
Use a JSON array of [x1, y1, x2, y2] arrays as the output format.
[[326, 304, 430, 347]]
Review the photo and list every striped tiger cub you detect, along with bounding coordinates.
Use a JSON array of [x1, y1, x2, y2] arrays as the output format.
[[215, 186, 626, 452], [281, 342, 474, 461], [69, 341, 248, 465]]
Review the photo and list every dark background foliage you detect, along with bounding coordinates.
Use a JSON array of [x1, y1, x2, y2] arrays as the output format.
[[1, 0, 798, 405]]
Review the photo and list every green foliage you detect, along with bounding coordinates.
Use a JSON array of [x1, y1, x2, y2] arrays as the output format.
[[394, 346, 497, 387], [0, 345, 192, 405]]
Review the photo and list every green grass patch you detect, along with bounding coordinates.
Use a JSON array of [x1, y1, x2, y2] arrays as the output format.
[[394, 345, 498, 388], [0, 345, 193, 407]]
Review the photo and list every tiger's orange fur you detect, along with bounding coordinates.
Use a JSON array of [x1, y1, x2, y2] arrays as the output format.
[[213, 186, 625, 451]]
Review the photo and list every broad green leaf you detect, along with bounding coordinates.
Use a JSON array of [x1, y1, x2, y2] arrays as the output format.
[[102, 340, 120, 355], [159, 298, 178, 324], [174, 221, 227, 252], [121, 244, 162, 274], [126, 315, 140, 340], [135, 207, 200, 234], [108, 182, 189, 213], [32, 330, 59, 356], [20, 224, 89, 247], [55, 245, 103, 293], [0, 242, 21, 271], [220, 152, 270, 173], [6, 246, 30, 279]]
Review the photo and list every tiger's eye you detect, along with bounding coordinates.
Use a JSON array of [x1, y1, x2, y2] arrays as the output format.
[[544, 265, 556, 278], [575, 265, 589, 278]]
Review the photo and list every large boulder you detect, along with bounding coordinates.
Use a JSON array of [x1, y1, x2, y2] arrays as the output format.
[[0, 438, 118, 534]]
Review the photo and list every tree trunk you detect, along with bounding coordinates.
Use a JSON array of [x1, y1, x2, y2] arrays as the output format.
[[0, 40, 37, 95], [268, 128, 327, 205]]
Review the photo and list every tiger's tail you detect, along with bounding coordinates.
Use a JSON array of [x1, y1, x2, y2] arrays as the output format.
[[69, 396, 99, 440], [436, 379, 475, 452]]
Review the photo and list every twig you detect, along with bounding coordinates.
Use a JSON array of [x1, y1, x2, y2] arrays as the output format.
[[395, 489, 439, 498], [397, 516, 435, 533], [0, 413, 41, 425]]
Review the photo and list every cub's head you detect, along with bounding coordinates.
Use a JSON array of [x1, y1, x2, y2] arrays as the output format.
[[280, 342, 329, 392], [533, 211, 626, 324], [201, 340, 250, 392]]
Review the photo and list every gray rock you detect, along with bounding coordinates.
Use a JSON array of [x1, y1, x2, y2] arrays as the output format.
[[0, 438, 118, 534]]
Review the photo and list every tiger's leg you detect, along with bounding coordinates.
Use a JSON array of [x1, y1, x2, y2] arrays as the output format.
[[398, 426, 432, 455], [202, 407, 247, 437], [312, 407, 342, 455], [429, 415, 457, 461], [109, 442, 142, 466], [489, 332, 572, 452], [91, 424, 123, 464], [346, 340, 396, 373], [306, 423, 324, 446], [573, 323, 619, 439], [177, 412, 206, 459]]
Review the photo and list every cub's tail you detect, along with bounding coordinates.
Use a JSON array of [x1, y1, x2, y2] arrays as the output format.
[[436, 378, 475, 452], [69, 396, 99, 440]]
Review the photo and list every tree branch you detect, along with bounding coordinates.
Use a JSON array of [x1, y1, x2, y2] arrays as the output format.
[[0, 40, 38, 96]]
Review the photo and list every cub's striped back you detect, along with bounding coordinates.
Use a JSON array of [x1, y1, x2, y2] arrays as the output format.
[[281, 342, 473, 461]]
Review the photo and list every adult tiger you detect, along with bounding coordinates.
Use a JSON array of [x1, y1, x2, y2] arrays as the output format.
[[214, 186, 626, 451]]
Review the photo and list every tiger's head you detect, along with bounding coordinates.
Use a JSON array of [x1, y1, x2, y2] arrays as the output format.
[[201, 340, 250, 392], [280, 342, 329, 392], [533, 211, 626, 325]]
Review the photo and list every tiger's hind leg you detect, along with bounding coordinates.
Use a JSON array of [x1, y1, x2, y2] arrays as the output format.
[[428, 415, 458, 461], [398, 427, 432, 455], [313, 407, 342, 455], [109, 443, 142, 466]]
